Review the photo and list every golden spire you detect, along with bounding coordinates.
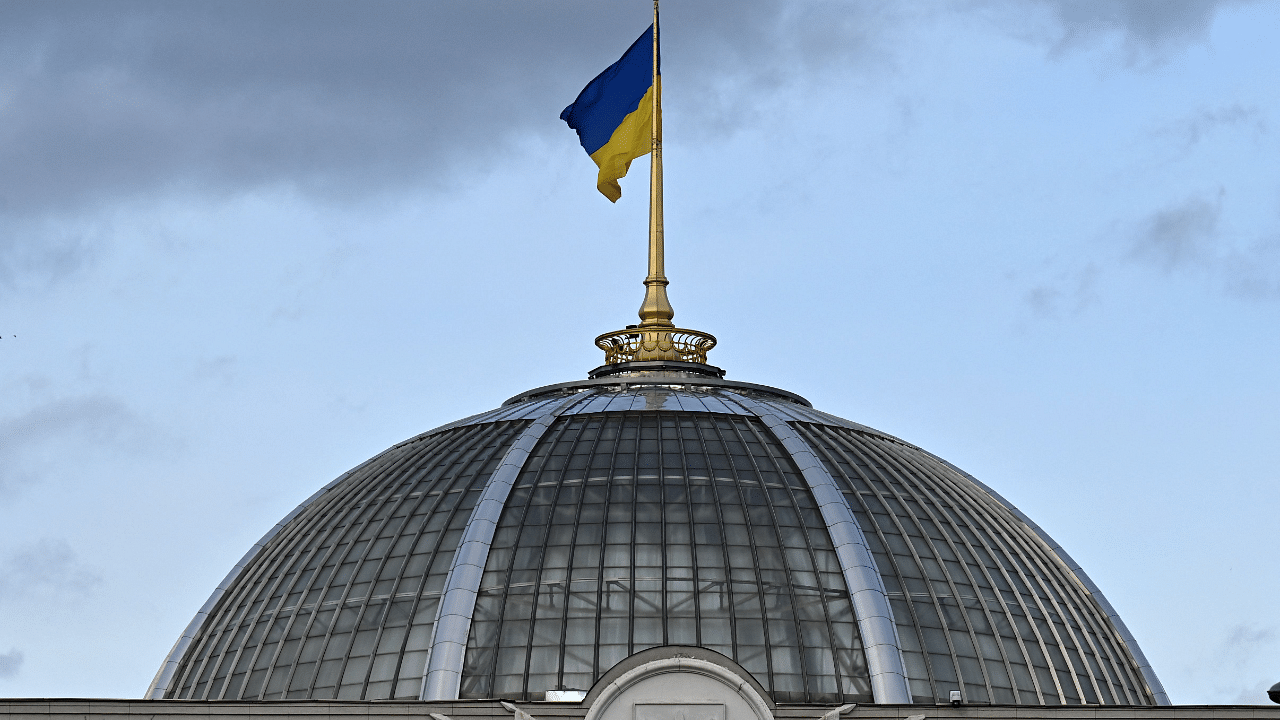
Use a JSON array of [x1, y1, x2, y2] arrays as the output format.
[[638, 0, 673, 329], [595, 0, 717, 369]]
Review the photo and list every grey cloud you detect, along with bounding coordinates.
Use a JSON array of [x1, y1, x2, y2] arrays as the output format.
[[1165, 104, 1267, 148], [1232, 680, 1276, 705], [7, 1, 1249, 289], [1211, 624, 1277, 702], [0, 539, 102, 602], [1037, 0, 1246, 63], [1221, 235, 1280, 300], [1222, 623, 1275, 653], [190, 355, 237, 385], [0, 1, 888, 289], [1023, 191, 1280, 310], [1128, 194, 1221, 272], [0, 216, 100, 293], [0, 395, 143, 499], [1126, 193, 1280, 300], [0, 649, 22, 679], [1023, 262, 1100, 318], [0, 1, 883, 220], [3, 0, 1239, 227]]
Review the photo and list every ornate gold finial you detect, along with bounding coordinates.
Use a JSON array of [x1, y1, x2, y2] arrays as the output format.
[[595, 0, 718, 369], [595, 326, 716, 364]]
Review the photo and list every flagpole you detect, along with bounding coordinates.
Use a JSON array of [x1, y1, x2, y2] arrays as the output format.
[[638, 0, 674, 328], [593, 3, 718, 368]]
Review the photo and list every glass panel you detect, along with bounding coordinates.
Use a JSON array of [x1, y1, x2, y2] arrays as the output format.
[[169, 421, 528, 699], [796, 422, 1154, 706], [459, 411, 870, 703]]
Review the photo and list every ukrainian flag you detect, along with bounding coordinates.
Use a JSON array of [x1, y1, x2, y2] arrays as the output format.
[[560, 25, 656, 202]]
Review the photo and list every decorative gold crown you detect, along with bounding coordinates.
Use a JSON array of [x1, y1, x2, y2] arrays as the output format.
[[595, 326, 716, 365]]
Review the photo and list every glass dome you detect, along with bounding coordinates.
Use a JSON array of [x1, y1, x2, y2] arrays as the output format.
[[149, 371, 1168, 707]]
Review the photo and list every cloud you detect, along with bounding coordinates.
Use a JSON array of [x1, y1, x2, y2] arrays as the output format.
[[1231, 679, 1276, 705], [1221, 623, 1276, 657], [3, 1, 1257, 293], [1023, 262, 1101, 317], [1022, 190, 1280, 310], [1221, 234, 1280, 299], [0, 649, 22, 679], [0, 395, 144, 500], [1125, 193, 1280, 299], [0, 1, 890, 290], [0, 539, 102, 602], [0, 1, 885, 221], [1036, 0, 1247, 63], [2, 0, 1241, 228], [0, 215, 101, 293], [1207, 623, 1279, 704], [1157, 104, 1268, 150], [1128, 193, 1221, 271]]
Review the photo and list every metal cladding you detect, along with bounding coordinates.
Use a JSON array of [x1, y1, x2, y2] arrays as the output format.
[[152, 374, 1168, 707]]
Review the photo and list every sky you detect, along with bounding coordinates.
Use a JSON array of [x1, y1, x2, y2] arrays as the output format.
[[1, 0, 1278, 706]]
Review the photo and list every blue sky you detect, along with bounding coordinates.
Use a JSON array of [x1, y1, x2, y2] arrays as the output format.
[[1, 0, 1277, 705]]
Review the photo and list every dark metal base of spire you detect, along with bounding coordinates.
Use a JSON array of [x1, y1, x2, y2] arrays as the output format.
[[588, 360, 726, 380]]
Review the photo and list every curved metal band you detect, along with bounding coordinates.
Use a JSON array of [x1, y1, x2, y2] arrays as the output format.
[[935, 458, 1170, 705], [420, 392, 585, 700], [731, 394, 912, 704], [144, 457, 380, 698]]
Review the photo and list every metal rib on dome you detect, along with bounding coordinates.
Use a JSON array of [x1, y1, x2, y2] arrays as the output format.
[[731, 395, 910, 704], [792, 422, 1162, 705], [422, 394, 583, 700], [158, 421, 537, 701], [153, 374, 1167, 708]]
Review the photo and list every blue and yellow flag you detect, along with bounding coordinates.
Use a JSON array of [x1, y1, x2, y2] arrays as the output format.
[[560, 25, 657, 202]]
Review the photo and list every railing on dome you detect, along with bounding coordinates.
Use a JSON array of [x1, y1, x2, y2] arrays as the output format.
[[595, 327, 717, 364]]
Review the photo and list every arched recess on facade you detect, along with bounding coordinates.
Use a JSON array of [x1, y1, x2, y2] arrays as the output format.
[[584, 646, 775, 720]]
